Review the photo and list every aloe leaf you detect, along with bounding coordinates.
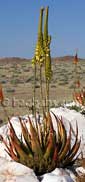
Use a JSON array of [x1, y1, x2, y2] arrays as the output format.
[[44, 126, 56, 160], [28, 117, 42, 156], [63, 139, 81, 167], [19, 118, 33, 155], [58, 125, 71, 161], [58, 118, 67, 155]]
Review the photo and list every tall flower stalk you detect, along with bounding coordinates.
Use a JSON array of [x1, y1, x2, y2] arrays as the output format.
[[32, 58, 37, 118], [73, 53, 80, 92], [43, 7, 52, 112], [32, 7, 45, 116]]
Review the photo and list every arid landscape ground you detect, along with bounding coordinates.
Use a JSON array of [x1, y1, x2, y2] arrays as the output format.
[[0, 56, 85, 122]]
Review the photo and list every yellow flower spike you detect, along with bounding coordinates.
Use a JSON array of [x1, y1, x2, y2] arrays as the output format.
[[43, 7, 52, 81], [34, 8, 45, 66]]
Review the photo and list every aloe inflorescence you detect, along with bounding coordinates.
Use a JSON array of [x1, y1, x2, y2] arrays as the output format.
[[32, 7, 52, 116], [1, 112, 81, 175]]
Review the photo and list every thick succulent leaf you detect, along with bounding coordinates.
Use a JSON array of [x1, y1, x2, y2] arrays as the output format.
[[42, 113, 50, 147], [66, 152, 81, 166], [37, 123, 47, 152], [10, 139, 29, 162], [7, 121, 33, 163], [52, 146, 58, 162], [62, 123, 80, 166], [44, 132, 55, 160], [51, 112, 67, 152], [19, 118, 33, 155], [9, 121, 31, 155], [28, 117, 43, 156], [63, 139, 81, 167], [0, 135, 10, 153], [5, 148, 18, 161], [46, 112, 54, 131], [44, 125, 56, 160], [51, 112, 61, 140], [9, 138, 20, 160], [64, 122, 79, 159], [58, 125, 71, 161], [58, 117, 67, 154], [0, 135, 19, 161]]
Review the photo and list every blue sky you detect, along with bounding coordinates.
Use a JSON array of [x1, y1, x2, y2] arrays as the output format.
[[0, 0, 85, 58]]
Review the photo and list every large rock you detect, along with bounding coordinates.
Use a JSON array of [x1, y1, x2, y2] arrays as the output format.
[[42, 168, 74, 182], [0, 157, 39, 182], [51, 107, 85, 157]]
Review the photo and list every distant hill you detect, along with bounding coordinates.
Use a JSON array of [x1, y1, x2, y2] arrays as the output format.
[[0, 56, 84, 64], [52, 56, 85, 62], [0, 57, 30, 64]]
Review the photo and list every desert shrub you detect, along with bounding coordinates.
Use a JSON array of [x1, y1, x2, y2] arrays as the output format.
[[1, 74, 6, 77], [35, 85, 40, 88], [69, 84, 75, 89], [68, 105, 81, 112], [81, 109, 85, 116], [26, 77, 34, 83], [6, 88, 15, 93], [1, 80, 7, 84], [58, 81, 69, 86], [11, 79, 24, 85], [23, 68, 30, 72], [51, 84, 56, 88]]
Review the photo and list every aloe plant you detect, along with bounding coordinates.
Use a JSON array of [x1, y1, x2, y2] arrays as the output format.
[[1, 112, 81, 175]]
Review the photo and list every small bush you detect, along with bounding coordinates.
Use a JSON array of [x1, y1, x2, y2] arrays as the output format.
[[68, 105, 81, 112]]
